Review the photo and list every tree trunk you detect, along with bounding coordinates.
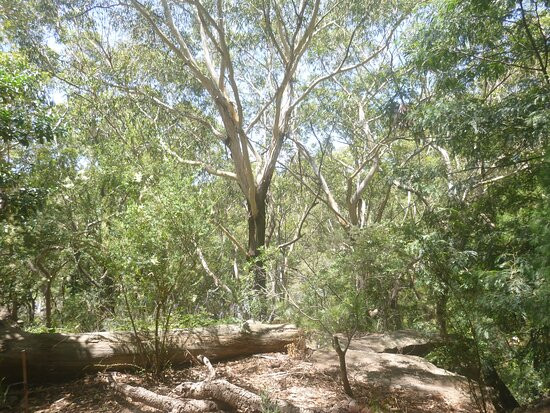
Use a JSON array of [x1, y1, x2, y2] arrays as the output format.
[[482, 362, 520, 412], [436, 291, 448, 338], [32, 258, 57, 330], [44, 278, 52, 329], [332, 336, 353, 397], [27, 297, 35, 324], [100, 269, 117, 316], [389, 279, 403, 330], [0, 321, 301, 384], [9, 297, 18, 321], [247, 190, 268, 293]]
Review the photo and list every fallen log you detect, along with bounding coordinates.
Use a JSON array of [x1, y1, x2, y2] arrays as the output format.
[[175, 379, 264, 412], [107, 374, 225, 413], [174, 378, 316, 413], [107, 353, 307, 413], [172, 355, 312, 413], [0, 321, 301, 383]]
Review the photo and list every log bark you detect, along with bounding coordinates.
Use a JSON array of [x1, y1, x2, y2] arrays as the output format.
[[175, 379, 264, 412], [175, 378, 312, 413], [108, 374, 224, 413], [110, 375, 311, 413], [0, 321, 301, 383]]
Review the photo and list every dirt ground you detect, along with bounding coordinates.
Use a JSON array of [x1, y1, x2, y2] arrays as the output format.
[[1, 346, 487, 413]]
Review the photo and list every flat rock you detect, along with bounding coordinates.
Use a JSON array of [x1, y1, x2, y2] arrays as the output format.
[[310, 331, 492, 413], [342, 329, 439, 356]]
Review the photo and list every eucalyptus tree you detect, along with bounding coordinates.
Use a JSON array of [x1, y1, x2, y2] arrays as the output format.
[[294, 67, 416, 231], [288, 13, 435, 233], [29, 0, 407, 298], [283, 48, 435, 330]]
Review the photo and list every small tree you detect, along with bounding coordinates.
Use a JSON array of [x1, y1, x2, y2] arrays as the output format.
[[289, 250, 374, 397]]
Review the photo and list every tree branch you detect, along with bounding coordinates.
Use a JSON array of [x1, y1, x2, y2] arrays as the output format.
[[278, 195, 319, 249], [215, 222, 247, 256], [195, 246, 232, 295], [159, 139, 237, 180], [294, 139, 351, 229], [290, 17, 403, 111]]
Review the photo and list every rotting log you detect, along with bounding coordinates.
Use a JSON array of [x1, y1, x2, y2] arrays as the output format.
[[175, 379, 264, 412], [112, 376, 359, 413], [0, 320, 301, 383], [174, 378, 313, 413], [172, 355, 311, 413], [107, 374, 225, 413]]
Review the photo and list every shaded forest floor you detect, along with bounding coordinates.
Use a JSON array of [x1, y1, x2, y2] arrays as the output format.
[[2, 341, 487, 413]]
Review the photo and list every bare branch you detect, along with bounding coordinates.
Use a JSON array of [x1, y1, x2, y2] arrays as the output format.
[[392, 180, 431, 211], [263, 1, 290, 64], [159, 139, 238, 180], [292, 0, 321, 62], [349, 156, 379, 207], [291, 18, 403, 111], [102, 79, 225, 140], [432, 144, 455, 193], [196, 246, 233, 295], [215, 222, 248, 256], [278, 196, 319, 249], [198, 10, 219, 80], [130, 1, 200, 81], [294, 139, 351, 229], [273, 1, 292, 58], [245, 93, 277, 135], [470, 164, 529, 189]]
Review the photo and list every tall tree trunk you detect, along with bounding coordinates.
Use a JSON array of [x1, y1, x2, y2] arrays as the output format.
[[436, 291, 448, 338], [101, 269, 116, 316], [27, 297, 35, 323], [44, 279, 52, 329], [247, 190, 268, 293], [482, 362, 520, 412], [9, 297, 18, 321], [390, 279, 403, 330], [31, 256, 60, 330]]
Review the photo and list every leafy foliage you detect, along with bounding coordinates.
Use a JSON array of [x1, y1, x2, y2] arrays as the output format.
[[0, 52, 58, 146]]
